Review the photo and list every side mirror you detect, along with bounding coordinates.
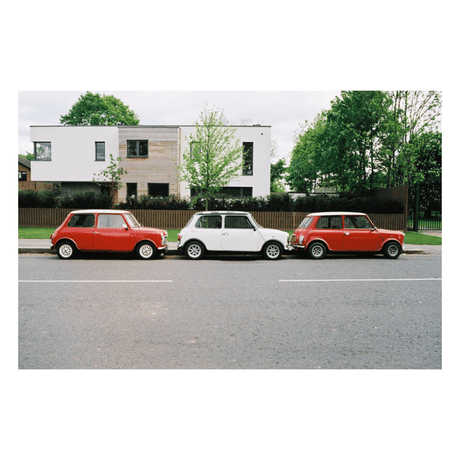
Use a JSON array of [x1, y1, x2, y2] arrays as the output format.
[[123, 224, 128, 230]]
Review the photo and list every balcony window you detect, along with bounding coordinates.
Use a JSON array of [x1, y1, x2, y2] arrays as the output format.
[[34, 142, 51, 161]]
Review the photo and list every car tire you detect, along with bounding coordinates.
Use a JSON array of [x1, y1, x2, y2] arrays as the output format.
[[185, 241, 205, 260], [383, 242, 401, 259], [57, 241, 77, 260], [308, 242, 326, 259], [263, 242, 283, 260], [136, 242, 157, 260]]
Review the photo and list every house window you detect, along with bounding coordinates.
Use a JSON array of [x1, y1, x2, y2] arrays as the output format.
[[127, 183, 137, 199], [189, 141, 201, 159], [220, 187, 253, 198], [34, 142, 51, 161], [148, 183, 169, 197], [18, 171, 27, 181], [127, 140, 148, 158], [95, 142, 105, 161], [242, 142, 253, 176]]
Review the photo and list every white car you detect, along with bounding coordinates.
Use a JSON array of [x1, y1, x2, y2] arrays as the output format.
[[177, 211, 289, 260]]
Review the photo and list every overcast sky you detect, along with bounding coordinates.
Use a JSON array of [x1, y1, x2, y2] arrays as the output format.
[[18, 90, 341, 161]]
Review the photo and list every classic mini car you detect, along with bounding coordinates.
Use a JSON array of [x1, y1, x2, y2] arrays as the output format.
[[290, 212, 405, 259], [177, 211, 289, 260], [50, 209, 168, 260]]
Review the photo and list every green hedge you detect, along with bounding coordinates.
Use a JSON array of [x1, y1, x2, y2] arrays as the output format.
[[19, 190, 405, 213]]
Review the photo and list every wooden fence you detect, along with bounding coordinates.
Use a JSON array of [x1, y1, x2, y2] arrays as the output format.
[[19, 208, 407, 231]]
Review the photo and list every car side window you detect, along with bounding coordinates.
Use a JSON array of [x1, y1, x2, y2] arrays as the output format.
[[316, 216, 343, 229], [67, 214, 95, 228], [345, 216, 373, 229], [195, 215, 222, 229], [97, 214, 126, 228], [225, 216, 253, 229]]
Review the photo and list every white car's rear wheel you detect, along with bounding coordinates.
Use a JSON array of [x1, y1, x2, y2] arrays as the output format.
[[185, 242, 205, 260]]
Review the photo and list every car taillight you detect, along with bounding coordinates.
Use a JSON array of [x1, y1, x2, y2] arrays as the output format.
[[290, 234, 297, 243], [178, 235, 181, 242]]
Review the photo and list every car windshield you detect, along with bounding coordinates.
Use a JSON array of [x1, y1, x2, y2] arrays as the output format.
[[124, 213, 141, 228], [248, 215, 262, 228]]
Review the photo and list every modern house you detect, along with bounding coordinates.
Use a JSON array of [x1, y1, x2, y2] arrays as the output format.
[[29, 124, 271, 203]]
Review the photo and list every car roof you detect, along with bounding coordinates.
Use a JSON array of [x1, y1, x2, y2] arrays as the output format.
[[307, 211, 367, 217], [194, 211, 251, 216], [70, 209, 131, 214]]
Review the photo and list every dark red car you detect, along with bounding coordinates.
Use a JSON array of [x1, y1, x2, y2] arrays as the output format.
[[50, 210, 168, 260], [290, 212, 405, 259]]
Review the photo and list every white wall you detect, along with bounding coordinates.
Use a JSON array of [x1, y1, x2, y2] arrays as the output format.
[[179, 125, 271, 198], [30, 126, 119, 182]]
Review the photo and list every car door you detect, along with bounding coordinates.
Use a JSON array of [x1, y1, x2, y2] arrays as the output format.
[[343, 215, 383, 251], [192, 215, 223, 251], [93, 214, 136, 251], [221, 215, 259, 252]]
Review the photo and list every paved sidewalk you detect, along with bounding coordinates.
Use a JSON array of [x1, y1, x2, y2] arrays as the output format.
[[18, 239, 441, 255]]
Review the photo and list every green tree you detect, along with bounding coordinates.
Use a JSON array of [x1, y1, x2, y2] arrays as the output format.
[[179, 104, 244, 211], [286, 112, 327, 193], [60, 92, 140, 126], [270, 158, 287, 193], [93, 154, 128, 201], [19, 152, 34, 161]]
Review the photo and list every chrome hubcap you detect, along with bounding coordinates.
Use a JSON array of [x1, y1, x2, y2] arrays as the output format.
[[266, 244, 280, 258], [188, 244, 201, 258], [140, 244, 153, 258], [59, 244, 72, 258], [388, 245, 398, 256], [312, 245, 323, 257]]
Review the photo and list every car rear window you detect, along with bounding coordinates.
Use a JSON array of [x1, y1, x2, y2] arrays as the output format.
[[298, 217, 313, 229], [316, 216, 343, 229], [195, 215, 222, 229], [67, 214, 95, 228]]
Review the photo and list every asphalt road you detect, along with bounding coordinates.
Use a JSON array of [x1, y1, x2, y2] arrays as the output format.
[[18, 252, 442, 369]]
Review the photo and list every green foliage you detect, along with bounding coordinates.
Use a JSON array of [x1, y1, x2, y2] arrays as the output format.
[[286, 91, 442, 198], [93, 154, 128, 191], [18, 189, 59, 208], [178, 104, 244, 210], [19, 153, 34, 161], [60, 91, 140, 126], [59, 191, 113, 209], [117, 195, 190, 210], [270, 159, 287, 193]]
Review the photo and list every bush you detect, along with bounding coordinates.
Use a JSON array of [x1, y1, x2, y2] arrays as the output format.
[[19, 189, 59, 208], [58, 191, 112, 209]]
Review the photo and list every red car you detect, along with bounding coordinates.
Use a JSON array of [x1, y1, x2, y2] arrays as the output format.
[[50, 210, 168, 260], [290, 212, 405, 259]]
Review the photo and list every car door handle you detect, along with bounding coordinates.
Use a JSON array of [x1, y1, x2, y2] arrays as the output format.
[[344, 232, 350, 235], [222, 232, 229, 236]]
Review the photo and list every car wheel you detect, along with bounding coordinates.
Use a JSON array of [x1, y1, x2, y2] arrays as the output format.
[[263, 242, 282, 260], [308, 242, 326, 259], [137, 242, 157, 260], [383, 242, 401, 259], [57, 241, 77, 259], [185, 241, 205, 260]]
